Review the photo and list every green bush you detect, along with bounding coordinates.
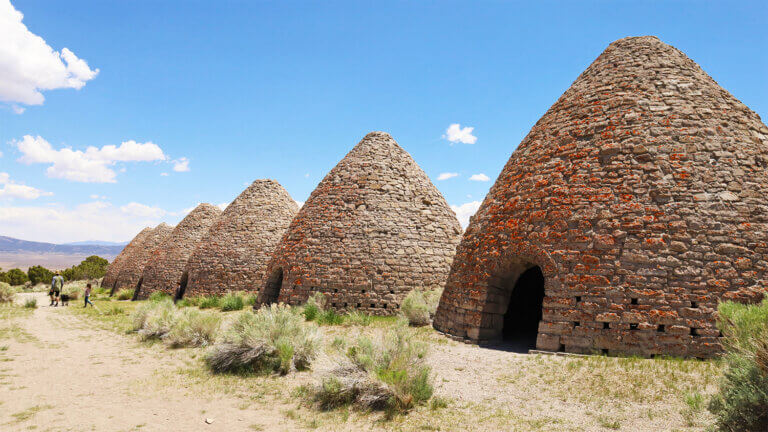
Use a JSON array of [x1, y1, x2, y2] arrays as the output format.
[[309, 325, 433, 414], [61, 256, 109, 281], [401, 288, 442, 326], [220, 292, 244, 311], [23, 297, 37, 309], [148, 291, 172, 302], [198, 295, 221, 309], [164, 308, 221, 348], [302, 292, 327, 321], [27, 265, 54, 285], [6, 268, 28, 286], [116, 289, 134, 300], [0, 282, 14, 303], [708, 299, 768, 431], [205, 304, 320, 375], [317, 309, 345, 325]]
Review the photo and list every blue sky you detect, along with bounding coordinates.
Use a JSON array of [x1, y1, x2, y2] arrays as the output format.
[[1, 0, 766, 243]]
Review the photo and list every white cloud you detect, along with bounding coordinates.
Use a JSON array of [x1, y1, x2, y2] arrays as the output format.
[[437, 172, 459, 181], [450, 201, 481, 228], [0, 171, 51, 200], [0, 0, 99, 108], [120, 202, 167, 219], [295, 201, 304, 208], [172, 157, 190, 172], [0, 201, 173, 243], [160, 172, 169, 177], [469, 173, 490, 182], [13, 135, 167, 183], [443, 123, 477, 145], [216, 202, 229, 211], [89, 194, 106, 200]]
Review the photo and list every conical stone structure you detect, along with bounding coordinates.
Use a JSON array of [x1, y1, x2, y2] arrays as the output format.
[[112, 223, 174, 295], [258, 131, 462, 314], [433, 36, 768, 358], [134, 204, 222, 300], [179, 180, 299, 298], [101, 227, 152, 290]]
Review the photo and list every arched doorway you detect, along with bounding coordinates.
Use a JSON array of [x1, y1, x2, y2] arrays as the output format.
[[175, 272, 189, 301], [499, 266, 545, 351], [131, 277, 143, 301], [261, 268, 284, 305]]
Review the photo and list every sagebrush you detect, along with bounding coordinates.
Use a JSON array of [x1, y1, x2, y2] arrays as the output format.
[[401, 288, 442, 326], [205, 304, 320, 375]]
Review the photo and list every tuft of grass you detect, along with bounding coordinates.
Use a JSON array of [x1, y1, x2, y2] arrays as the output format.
[[302, 292, 326, 321], [205, 304, 320, 375], [220, 292, 245, 311], [401, 287, 442, 326], [148, 291, 172, 302], [115, 288, 134, 300], [23, 297, 37, 309], [198, 295, 221, 309], [316, 309, 344, 326], [344, 311, 371, 327], [163, 308, 221, 348], [131, 299, 176, 340], [308, 325, 433, 414], [708, 299, 768, 431], [103, 304, 124, 316], [0, 282, 15, 303]]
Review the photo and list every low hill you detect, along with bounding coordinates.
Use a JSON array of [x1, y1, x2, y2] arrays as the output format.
[[0, 236, 124, 271]]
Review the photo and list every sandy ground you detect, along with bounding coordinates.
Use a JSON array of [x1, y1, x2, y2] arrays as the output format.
[[0, 293, 298, 432], [0, 292, 717, 432], [0, 253, 117, 271]]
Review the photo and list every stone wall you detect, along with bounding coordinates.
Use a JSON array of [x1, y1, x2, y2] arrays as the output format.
[[258, 132, 462, 314], [101, 227, 151, 290], [113, 223, 173, 294], [135, 204, 221, 300], [182, 180, 298, 297], [434, 36, 768, 358]]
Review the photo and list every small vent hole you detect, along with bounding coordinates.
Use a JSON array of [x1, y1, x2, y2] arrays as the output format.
[[630, 323, 638, 330], [657, 325, 665, 333], [603, 322, 610, 329], [631, 298, 638, 305]]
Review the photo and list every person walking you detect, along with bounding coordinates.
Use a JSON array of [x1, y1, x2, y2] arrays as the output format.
[[83, 283, 95, 308], [51, 272, 64, 307]]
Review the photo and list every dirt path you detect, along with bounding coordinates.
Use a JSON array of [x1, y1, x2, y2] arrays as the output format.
[[0, 293, 297, 432]]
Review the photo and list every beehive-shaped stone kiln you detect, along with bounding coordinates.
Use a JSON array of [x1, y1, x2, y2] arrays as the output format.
[[257, 131, 462, 314], [178, 180, 299, 299], [433, 36, 768, 358], [133, 204, 221, 300], [112, 223, 173, 295], [102, 227, 152, 290]]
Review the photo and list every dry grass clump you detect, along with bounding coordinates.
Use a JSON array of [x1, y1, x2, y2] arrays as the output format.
[[301, 292, 371, 326], [0, 282, 15, 303], [205, 304, 320, 375], [709, 299, 768, 431], [115, 289, 134, 300], [401, 288, 442, 326], [23, 297, 37, 309], [164, 308, 221, 348], [308, 325, 433, 414], [220, 292, 245, 311], [131, 299, 176, 340]]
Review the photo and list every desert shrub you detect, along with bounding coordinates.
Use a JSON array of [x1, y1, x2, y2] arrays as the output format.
[[148, 291, 172, 302], [0, 282, 15, 303], [243, 293, 258, 307], [6, 268, 28, 286], [708, 299, 768, 431], [131, 299, 176, 340], [27, 265, 54, 285], [61, 256, 109, 281], [116, 289, 134, 300], [198, 295, 221, 309], [401, 287, 442, 326], [308, 325, 432, 414], [220, 292, 244, 311], [23, 297, 37, 309], [163, 308, 221, 348], [205, 304, 320, 375]]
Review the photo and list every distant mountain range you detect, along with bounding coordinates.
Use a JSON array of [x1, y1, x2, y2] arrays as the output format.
[[63, 240, 129, 247], [0, 236, 126, 256]]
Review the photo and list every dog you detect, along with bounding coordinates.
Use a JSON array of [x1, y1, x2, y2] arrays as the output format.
[[60, 294, 70, 306]]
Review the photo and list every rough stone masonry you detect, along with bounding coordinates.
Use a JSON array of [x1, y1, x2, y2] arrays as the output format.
[[134, 204, 221, 300], [181, 180, 298, 298], [434, 36, 768, 358], [112, 223, 174, 295], [258, 131, 462, 314], [101, 226, 151, 291]]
